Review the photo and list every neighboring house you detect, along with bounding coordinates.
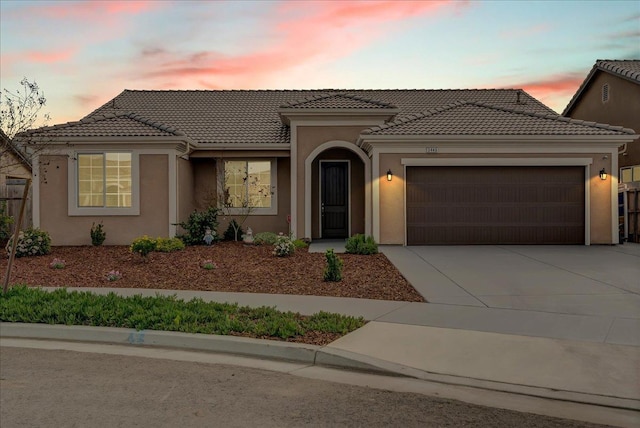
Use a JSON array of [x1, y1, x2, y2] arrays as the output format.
[[563, 60, 640, 185], [19, 89, 637, 246], [1, 128, 32, 187]]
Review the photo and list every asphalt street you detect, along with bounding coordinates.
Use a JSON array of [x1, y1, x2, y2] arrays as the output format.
[[0, 345, 611, 428]]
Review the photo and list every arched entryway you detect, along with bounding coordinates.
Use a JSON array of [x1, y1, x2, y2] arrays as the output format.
[[304, 141, 371, 239]]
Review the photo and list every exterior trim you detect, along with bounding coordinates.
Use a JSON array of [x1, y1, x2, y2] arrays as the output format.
[[67, 151, 141, 216], [304, 140, 371, 240], [168, 153, 177, 237], [290, 122, 298, 237], [32, 155, 40, 228]]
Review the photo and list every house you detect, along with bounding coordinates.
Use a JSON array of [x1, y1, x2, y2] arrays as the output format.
[[19, 89, 637, 246], [563, 60, 640, 243], [1, 129, 32, 187], [563, 60, 640, 185]]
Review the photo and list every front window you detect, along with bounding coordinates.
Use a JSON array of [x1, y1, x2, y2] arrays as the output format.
[[78, 153, 132, 207], [221, 159, 276, 214]]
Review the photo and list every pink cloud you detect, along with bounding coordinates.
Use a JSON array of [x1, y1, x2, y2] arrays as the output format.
[[513, 73, 585, 98], [25, 49, 77, 64], [137, 0, 462, 88], [8, 0, 160, 20]]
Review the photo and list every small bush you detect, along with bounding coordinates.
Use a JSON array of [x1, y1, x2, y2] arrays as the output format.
[[293, 239, 308, 249], [106, 270, 122, 281], [6, 228, 51, 258], [323, 249, 343, 282], [130, 235, 156, 258], [254, 231, 278, 245], [223, 219, 244, 241], [273, 235, 295, 257], [90, 222, 106, 246], [0, 201, 14, 240], [345, 234, 378, 255], [176, 207, 220, 246], [155, 237, 185, 252], [49, 258, 65, 269]]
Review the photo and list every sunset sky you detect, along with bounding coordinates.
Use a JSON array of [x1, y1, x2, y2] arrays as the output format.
[[1, 0, 638, 126]]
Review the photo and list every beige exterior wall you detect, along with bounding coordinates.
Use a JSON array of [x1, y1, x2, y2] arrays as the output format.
[[377, 152, 615, 245], [568, 72, 640, 170], [39, 154, 169, 245], [177, 157, 195, 225], [296, 126, 370, 238]]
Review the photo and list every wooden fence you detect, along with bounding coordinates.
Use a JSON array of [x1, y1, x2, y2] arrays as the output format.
[[0, 178, 33, 233]]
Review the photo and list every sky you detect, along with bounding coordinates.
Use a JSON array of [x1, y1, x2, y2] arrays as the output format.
[[1, 0, 639, 126]]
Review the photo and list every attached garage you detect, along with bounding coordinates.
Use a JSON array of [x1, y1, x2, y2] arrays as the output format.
[[406, 166, 585, 245]]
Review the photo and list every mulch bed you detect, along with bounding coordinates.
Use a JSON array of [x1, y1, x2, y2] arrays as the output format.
[[1, 242, 425, 302]]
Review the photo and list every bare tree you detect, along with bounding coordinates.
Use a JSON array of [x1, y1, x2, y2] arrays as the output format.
[[1, 77, 50, 139]]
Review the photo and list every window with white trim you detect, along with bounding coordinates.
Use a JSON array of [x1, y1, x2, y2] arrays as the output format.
[[620, 165, 640, 183], [69, 151, 140, 216], [221, 159, 277, 214]]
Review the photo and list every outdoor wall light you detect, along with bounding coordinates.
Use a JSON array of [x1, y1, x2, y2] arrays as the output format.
[[599, 168, 607, 180], [387, 169, 393, 181]]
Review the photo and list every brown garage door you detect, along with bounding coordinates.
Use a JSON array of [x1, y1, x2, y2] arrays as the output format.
[[406, 166, 585, 245]]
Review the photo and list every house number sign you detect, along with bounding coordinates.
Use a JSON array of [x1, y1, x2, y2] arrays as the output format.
[[426, 147, 438, 153]]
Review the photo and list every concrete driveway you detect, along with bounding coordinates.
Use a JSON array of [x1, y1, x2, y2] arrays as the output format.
[[380, 244, 640, 345]]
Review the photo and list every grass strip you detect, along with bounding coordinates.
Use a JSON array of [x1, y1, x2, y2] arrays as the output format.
[[0, 286, 365, 340]]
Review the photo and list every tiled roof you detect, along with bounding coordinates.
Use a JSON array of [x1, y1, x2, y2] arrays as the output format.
[[83, 89, 555, 145], [363, 101, 635, 136], [279, 93, 397, 109], [23, 111, 185, 138], [562, 59, 640, 115]]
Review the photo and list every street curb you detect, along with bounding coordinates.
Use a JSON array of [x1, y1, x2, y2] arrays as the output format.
[[2, 322, 638, 412]]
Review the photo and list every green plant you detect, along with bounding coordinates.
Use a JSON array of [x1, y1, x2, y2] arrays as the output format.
[[201, 260, 217, 270], [223, 219, 244, 241], [155, 237, 185, 252], [90, 222, 106, 246], [0, 286, 366, 341], [273, 235, 295, 257], [254, 231, 278, 245], [130, 236, 156, 259], [0, 201, 14, 240], [293, 239, 308, 249], [345, 234, 378, 255], [5, 228, 51, 258], [323, 249, 343, 282], [49, 258, 65, 269], [176, 207, 220, 246]]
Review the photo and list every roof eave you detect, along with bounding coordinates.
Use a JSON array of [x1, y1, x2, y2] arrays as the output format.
[[278, 108, 400, 125]]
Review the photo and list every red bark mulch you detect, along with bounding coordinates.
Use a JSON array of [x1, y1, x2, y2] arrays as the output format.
[[2, 242, 425, 302]]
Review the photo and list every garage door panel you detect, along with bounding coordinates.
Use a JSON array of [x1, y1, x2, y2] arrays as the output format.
[[406, 166, 585, 245]]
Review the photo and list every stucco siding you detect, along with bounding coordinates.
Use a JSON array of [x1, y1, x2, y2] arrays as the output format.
[[40, 154, 169, 245], [177, 157, 195, 225], [568, 72, 640, 169], [296, 126, 369, 238]]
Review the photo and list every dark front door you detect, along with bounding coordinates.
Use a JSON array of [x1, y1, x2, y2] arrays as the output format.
[[321, 162, 348, 238]]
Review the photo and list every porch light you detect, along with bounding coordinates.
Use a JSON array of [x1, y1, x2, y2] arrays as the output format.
[[387, 169, 393, 181], [599, 168, 607, 180]]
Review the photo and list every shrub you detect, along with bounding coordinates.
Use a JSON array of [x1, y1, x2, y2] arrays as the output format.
[[345, 234, 378, 255], [323, 249, 343, 282], [176, 207, 220, 246], [201, 260, 217, 270], [49, 258, 65, 269], [254, 231, 278, 246], [0, 201, 14, 241], [90, 222, 106, 246], [130, 235, 156, 259], [106, 270, 122, 281], [273, 235, 295, 257], [5, 228, 51, 258], [155, 237, 185, 252], [223, 219, 244, 241], [293, 239, 308, 249]]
